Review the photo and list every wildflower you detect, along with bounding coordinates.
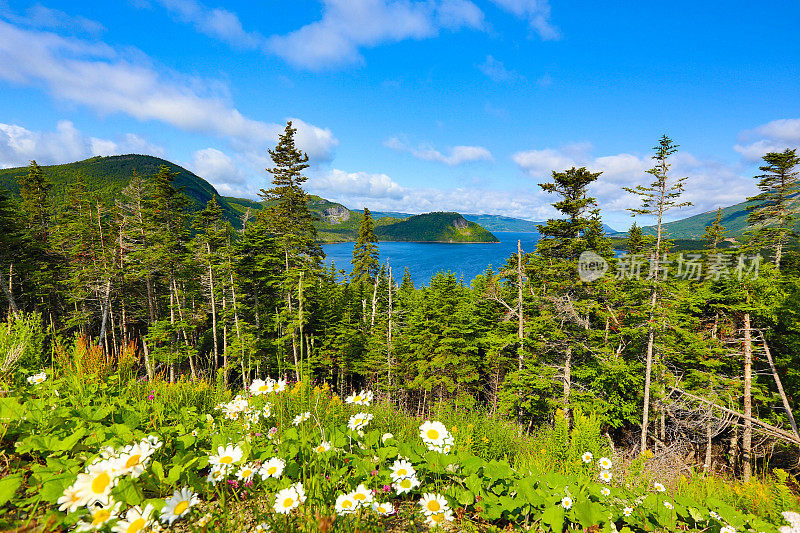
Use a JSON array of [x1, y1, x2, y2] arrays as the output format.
[[73, 462, 118, 506], [116, 441, 155, 478], [420, 420, 448, 446], [781, 511, 800, 533], [419, 493, 449, 515], [209, 444, 244, 468], [382, 433, 394, 443], [196, 513, 212, 527], [623, 507, 633, 517], [561, 496, 573, 510], [314, 441, 332, 453], [58, 484, 87, 513], [600, 487, 610, 496], [27, 372, 46, 385], [581, 451, 593, 463], [425, 509, 454, 528], [252, 523, 270, 533], [348, 412, 374, 431], [710, 511, 721, 520], [249, 378, 275, 395], [390, 459, 416, 481], [268, 426, 278, 440], [260, 457, 285, 479], [372, 500, 394, 515], [273, 379, 287, 393], [293, 412, 311, 425], [147, 394, 155, 400], [274, 483, 305, 514], [76, 501, 122, 531], [720, 527, 736, 533], [352, 484, 373, 507], [664, 501, 674, 510], [111, 504, 155, 533], [394, 475, 421, 494], [206, 465, 227, 485], [597, 457, 613, 470], [445, 463, 460, 474], [335, 493, 358, 514], [263, 403, 272, 417], [160, 487, 199, 525], [236, 463, 257, 482], [653, 482, 666, 492], [345, 389, 374, 406], [599, 470, 613, 483]]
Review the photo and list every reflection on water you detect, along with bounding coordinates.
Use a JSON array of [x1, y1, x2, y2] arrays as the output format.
[[322, 231, 541, 287]]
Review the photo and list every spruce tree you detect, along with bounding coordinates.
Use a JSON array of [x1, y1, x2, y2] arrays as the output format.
[[351, 208, 380, 284], [746, 149, 800, 269], [627, 222, 647, 254], [17, 160, 52, 243], [703, 207, 729, 251]]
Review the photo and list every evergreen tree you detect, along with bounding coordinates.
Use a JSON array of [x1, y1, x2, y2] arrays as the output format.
[[627, 222, 647, 254], [17, 160, 52, 243], [351, 208, 380, 284], [703, 207, 729, 251], [746, 149, 800, 269]]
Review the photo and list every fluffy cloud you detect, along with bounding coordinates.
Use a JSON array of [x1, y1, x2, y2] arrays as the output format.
[[0, 3, 105, 35], [478, 55, 520, 83], [489, 0, 559, 40], [0, 121, 165, 168], [189, 147, 249, 195], [735, 118, 800, 161], [150, 0, 266, 49], [0, 19, 338, 162], [385, 137, 493, 165], [311, 169, 407, 199], [512, 144, 755, 220]]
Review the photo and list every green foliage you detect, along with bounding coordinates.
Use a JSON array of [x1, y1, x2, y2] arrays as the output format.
[[375, 212, 499, 243], [0, 311, 44, 375]]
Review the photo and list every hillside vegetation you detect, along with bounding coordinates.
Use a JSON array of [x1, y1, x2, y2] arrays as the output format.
[[375, 212, 500, 242]]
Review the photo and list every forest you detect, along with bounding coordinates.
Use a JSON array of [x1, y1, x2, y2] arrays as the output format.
[[2, 122, 800, 532]]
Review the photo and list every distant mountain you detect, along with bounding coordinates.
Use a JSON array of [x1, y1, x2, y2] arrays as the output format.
[[463, 214, 540, 232], [375, 212, 499, 243]]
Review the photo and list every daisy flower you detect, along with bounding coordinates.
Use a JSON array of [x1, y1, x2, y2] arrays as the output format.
[[160, 487, 199, 525], [314, 441, 332, 453], [73, 462, 118, 506], [373, 501, 394, 515], [196, 513, 212, 527], [273, 379, 287, 393], [57, 484, 87, 513], [27, 372, 46, 385], [710, 511, 721, 520], [653, 482, 666, 492], [419, 421, 449, 446], [208, 444, 244, 468], [206, 465, 227, 485], [345, 390, 374, 406], [76, 501, 121, 531], [600, 487, 610, 496], [623, 507, 633, 517], [348, 412, 373, 431], [664, 501, 674, 510], [335, 493, 358, 514], [352, 484, 373, 507], [425, 509, 454, 528], [293, 412, 311, 425], [260, 457, 285, 479], [143, 435, 163, 449], [382, 433, 394, 443], [720, 527, 736, 533], [394, 475, 421, 494], [419, 493, 449, 516], [111, 504, 155, 533], [561, 496, 573, 510], [263, 403, 272, 418], [252, 523, 270, 533], [390, 459, 416, 481], [249, 378, 274, 395], [116, 441, 155, 478], [599, 470, 613, 483], [597, 457, 613, 470], [581, 451, 593, 463], [274, 483, 305, 514], [236, 463, 257, 482]]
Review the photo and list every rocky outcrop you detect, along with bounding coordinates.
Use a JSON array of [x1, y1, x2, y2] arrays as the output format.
[[452, 216, 469, 230], [322, 205, 351, 224]]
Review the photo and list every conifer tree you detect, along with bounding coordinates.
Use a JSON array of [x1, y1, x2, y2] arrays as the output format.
[[703, 208, 729, 251], [17, 160, 52, 243], [351, 208, 380, 284], [746, 149, 800, 269], [627, 222, 647, 254]]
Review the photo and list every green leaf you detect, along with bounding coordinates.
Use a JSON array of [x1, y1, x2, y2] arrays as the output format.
[[166, 464, 182, 484], [541, 504, 565, 532], [40, 473, 75, 503], [114, 477, 143, 506], [151, 460, 165, 483], [0, 474, 23, 506], [574, 500, 605, 528]]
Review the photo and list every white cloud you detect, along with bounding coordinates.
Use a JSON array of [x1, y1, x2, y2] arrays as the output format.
[[735, 118, 800, 161], [385, 136, 493, 165], [311, 168, 407, 199], [478, 55, 520, 82], [0, 120, 165, 167], [0, 3, 105, 35], [267, 0, 484, 70], [0, 19, 338, 162], [489, 0, 559, 40], [190, 147, 248, 195], [151, 0, 266, 49]]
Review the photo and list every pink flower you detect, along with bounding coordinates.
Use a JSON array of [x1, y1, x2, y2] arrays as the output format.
[[147, 394, 155, 400], [371, 470, 378, 476], [382, 484, 391, 492]]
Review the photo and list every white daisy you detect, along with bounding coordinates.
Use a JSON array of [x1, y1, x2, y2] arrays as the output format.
[[394, 475, 421, 494], [600, 487, 610, 496], [160, 487, 199, 525], [419, 493, 449, 516], [249, 378, 274, 395], [273, 379, 287, 393], [390, 459, 416, 481], [345, 390, 374, 406], [116, 441, 155, 478], [653, 482, 666, 492], [263, 403, 272, 418], [274, 483, 305, 514], [351, 484, 373, 507], [664, 501, 674, 510], [208, 444, 244, 468], [597, 457, 613, 470], [76, 501, 121, 531], [143, 435, 163, 449], [236, 463, 257, 482], [347, 412, 373, 431], [335, 493, 358, 514], [561, 496, 573, 510], [425, 509, 454, 528], [599, 470, 613, 483], [623, 507, 633, 517], [111, 504, 155, 533], [720, 527, 736, 533], [372, 501, 394, 515], [73, 462, 118, 506], [293, 412, 311, 425], [57, 484, 88, 513], [27, 371, 46, 385], [314, 441, 332, 453], [206, 465, 227, 485], [419, 420, 449, 446], [259, 457, 285, 479], [581, 451, 593, 463], [252, 523, 270, 533], [710, 511, 721, 520]]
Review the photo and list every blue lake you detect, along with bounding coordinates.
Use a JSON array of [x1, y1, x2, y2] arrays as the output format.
[[322, 231, 540, 287]]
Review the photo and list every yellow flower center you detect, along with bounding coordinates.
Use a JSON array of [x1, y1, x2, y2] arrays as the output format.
[[283, 497, 294, 508], [342, 500, 352, 509], [259, 385, 269, 391], [91, 472, 111, 494], [427, 429, 440, 440], [174, 500, 189, 515], [354, 493, 366, 501], [431, 513, 445, 523], [427, 500, 441, 512], [125, 454, 142, 468], [127, 518, 146, 533], [220, 456, 233, 464], [354, 395, 362, 402], [92, 509, 111, 525], [400, 479, 411, 488], [268, 467, 277, 475], [397, 468, 407, 476]]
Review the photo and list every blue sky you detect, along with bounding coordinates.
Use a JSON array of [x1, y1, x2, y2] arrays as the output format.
[[1, 0, 799, 230]]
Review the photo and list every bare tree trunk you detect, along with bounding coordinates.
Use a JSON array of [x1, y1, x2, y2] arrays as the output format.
[[169, 279, 176, 383], [2, 264, 19, 315], [705, 414, 713, 470], [98, 279, 112, 348], [172, 278, 196, 380], [761, 336, 799, 438], [743, 311, 752, 482], [387, 263, 393, 399], [641, 318, 656, 453], [370, 273, 379, 328], [231, 272, 248, 387], [563, 345, 572, 423], [206, 242, 219, 370], [298, 271, 304, 380], [517, 240, 524, 370], [142, 338, 153, 381]]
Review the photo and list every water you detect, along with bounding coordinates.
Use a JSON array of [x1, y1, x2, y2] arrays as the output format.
[[322, 231, 540, 287]]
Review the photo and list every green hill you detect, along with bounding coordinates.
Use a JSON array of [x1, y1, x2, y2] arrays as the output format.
[[375, 212, 499, 243]]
